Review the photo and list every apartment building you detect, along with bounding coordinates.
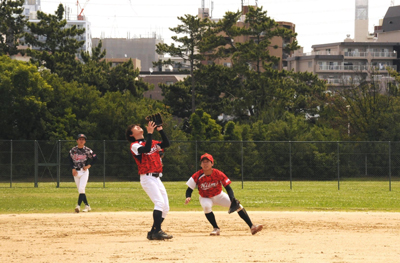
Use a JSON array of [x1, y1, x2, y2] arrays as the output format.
[[286, 3, 400, 89], [287, 40, 400, 87]]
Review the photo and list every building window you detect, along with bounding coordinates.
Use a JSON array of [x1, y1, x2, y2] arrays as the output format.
[[308, 61, 312, 68], [224, 62, 231, 67], [165, 81, 174, 85]]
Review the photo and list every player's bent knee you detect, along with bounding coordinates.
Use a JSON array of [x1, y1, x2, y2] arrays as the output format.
[[154, 201, 166, 211], [203, 207, 212, 214]]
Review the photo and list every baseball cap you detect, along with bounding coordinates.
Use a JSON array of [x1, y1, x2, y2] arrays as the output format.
[[77, 133, 87, 140], [200, 153, 214, 163]]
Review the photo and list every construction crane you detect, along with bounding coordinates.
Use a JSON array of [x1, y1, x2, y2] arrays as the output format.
[[77, 0, 90, 20]]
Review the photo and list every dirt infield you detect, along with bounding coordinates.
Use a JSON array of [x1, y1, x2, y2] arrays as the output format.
[[1, 211, 400, 263]]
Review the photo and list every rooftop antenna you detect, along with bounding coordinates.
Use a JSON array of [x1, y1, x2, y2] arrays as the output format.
[[211, 1, 214, 18], [255, 0, 258, 7], [391, 0, 395, 6]]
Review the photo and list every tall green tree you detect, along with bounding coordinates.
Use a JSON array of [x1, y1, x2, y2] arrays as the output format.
[[201, 6, 298, 72], [0, 0, 26, 56], [322, 73, 400, 141], [79, 41, 150, 96], [189, 109, 222, 141], [197, 6, 309, 121], [24, 4, 85, 81], [159, 80, 191, 118], [78, 40, 110, 92], [107, 59, 149, 96], [0, 55, 53, 139], [155, 14, 209, 113]]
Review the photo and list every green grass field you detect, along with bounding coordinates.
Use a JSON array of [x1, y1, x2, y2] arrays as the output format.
[[1, 181, 400, 214]]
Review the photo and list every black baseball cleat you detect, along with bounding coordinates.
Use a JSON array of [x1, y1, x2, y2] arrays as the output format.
[[147, 231, 153, 240], [151, 230, 173, 240]]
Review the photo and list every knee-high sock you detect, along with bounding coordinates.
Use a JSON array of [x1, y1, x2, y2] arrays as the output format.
[[152, 217, 165, 232], [77, 194, 85, 206], [82, 194, 88, 206], [205, 212, 219, 229], [153, 210, 163, 232], [238, 208, 253, 228]]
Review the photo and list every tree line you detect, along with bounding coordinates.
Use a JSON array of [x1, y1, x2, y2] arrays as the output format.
[[1, 1, 400, 142]]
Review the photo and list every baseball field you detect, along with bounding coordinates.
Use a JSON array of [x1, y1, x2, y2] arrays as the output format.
[[1, 181, 400, 262]]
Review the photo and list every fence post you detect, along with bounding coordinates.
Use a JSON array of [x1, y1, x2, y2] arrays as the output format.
[[103, 140, 106, 188], [34, 140, 38, 187], [10, 140, 12, 188], [195, 141, 198, 173], [241, 141, 244, 189], [57, 140, 60, 188], [389, 141, 392, 191], [337, 141, 340, 190], [289, 141, 292, 190]]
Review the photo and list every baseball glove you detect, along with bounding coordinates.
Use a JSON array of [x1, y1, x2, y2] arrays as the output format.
[[228, 198, 242, 214], [145, 113, 163, 127]]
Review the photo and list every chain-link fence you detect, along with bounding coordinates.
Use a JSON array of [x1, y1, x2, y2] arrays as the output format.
[[1, 140, 400, 188]]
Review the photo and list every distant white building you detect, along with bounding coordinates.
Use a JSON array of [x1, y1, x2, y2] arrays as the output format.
[[286, 2, 399, 90], [21, 0, 92, 57]]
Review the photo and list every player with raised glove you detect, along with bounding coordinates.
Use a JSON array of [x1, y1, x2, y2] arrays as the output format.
[[185, 153, 263, 236], [126, 119, 172, 241]]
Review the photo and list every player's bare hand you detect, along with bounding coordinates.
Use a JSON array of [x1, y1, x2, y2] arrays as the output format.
[[72, 169, 77, 177], [185, 197, 191, 204], [83, 165, 91, 171], [146, 121, 156, 134]]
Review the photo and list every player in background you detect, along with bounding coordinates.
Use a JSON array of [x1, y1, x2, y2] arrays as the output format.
[[69, 134, 97, 213], [185, 153, 263, 236], [126, 121, 172, 240]]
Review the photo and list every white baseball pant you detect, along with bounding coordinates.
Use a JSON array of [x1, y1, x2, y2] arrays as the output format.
[[74, 169, 89, 194], [199, 191, 231, 214], [140, 174, 170, 218]]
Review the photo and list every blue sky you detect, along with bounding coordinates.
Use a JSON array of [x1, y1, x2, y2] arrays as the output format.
[[39, 0, 396, 52]]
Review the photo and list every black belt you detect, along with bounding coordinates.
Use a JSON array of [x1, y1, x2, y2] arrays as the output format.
[[146, 173, 160, 177]]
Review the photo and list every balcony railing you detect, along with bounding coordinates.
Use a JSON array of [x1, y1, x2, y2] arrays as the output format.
[[324, 78, 360, 85], [318, 65, 368, 71], [371, 52, 397, 58], [344, 52, 368, 57], [292, 51, 398, 58], [317, 65, 397, 71]]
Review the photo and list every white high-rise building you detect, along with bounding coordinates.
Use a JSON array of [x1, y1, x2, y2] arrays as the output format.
[[21, 0, 92, 56]]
